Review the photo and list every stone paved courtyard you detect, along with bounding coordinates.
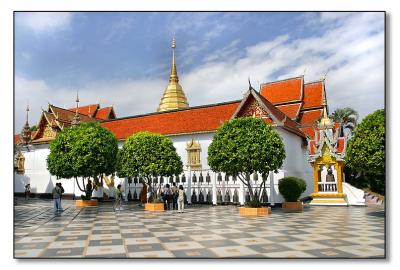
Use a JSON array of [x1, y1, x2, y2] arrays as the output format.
[[14, 198, 385, 258]]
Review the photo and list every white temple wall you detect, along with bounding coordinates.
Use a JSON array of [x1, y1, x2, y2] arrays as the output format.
[[276, 128, 314, 198], [15, 130, 313, 204]]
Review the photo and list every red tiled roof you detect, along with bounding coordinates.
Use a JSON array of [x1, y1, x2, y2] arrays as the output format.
[[95, 107, 113, 120], [300, 126, 316, 138], [14, 134, 20, 144], [101, 102, 241, 140], [51, 105, 98, 127], [303, 81, 323, 109], [68, 104, 99, 117], [260, 77, 303, 105], [336, 137, 345, 154], [254, 91, 306, 138], [276, 103, 302, 120], [298, 109, 323, 126], [309, 140, 317, 155]]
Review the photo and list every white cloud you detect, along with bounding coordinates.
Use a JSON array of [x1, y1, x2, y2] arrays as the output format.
[[15, 12, 384, 132], [16, 12, 73, 33]]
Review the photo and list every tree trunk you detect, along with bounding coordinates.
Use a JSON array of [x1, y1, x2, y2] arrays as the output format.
[[75, 177, 85, 192]]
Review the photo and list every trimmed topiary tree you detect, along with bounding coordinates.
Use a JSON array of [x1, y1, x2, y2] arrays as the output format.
[[116, 131, 183, 202], [208, 117, 286, 204], [278, 177, 307, 202], [47, 122, 118, 199], [346, 109, 385, 194]]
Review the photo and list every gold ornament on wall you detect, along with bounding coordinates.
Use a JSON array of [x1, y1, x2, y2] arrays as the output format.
[[186, 139, 202, 170]]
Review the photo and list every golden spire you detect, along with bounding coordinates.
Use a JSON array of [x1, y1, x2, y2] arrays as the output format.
[[157, 37, 189, 112], [318, 77, 333, 129]]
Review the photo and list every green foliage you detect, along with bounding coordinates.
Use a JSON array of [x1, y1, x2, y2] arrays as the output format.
[[116, 131, 183, 181], [278, 177, 307, 202], [81, 194, 92, 200], [345, 109, 385, 194], [47, 122, 118, 184], [245, 199, 263, 208], [330, 107, 359, 136], [208, 117, 286, 177]]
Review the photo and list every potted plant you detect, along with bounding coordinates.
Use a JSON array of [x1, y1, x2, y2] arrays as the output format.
[[47, 122, 118, 208], [278, 177, 307, 211], [208, 117, 286, 216], [116, 132, 183, 212], [239, 198, 271, 216]]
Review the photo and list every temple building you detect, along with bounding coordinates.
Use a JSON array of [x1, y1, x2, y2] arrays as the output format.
[[14, 38, 365, 206]]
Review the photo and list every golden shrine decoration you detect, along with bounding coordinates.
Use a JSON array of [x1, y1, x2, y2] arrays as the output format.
[[186, 139, 202, 170], [15, 151, 25, 174], [43, 124, 56, 139], [241, 100, 268, 118]]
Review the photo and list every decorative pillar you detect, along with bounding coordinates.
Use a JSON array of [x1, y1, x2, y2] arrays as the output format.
[[187, 169, 192, 204], [313, 164, 319, 193], [336, 162, 343, 193], [212, 171, 217, 205], [269, 171, 276, 206]]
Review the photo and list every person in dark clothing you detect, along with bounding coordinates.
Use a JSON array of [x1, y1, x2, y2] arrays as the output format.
[[86, 180, 93, 200], [58, 183, 65, 211]]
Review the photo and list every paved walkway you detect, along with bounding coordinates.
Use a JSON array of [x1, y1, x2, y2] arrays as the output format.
[[14, 198, 385, 258]]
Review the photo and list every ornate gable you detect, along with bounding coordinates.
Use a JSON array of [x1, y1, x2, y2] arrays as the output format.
[[237, 96, 270, 118]]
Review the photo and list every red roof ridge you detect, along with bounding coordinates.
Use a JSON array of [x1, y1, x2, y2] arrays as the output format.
[[49, 104, 97, 119], [101, 100, 242, 124], [260, 75, 304, 87], [304, 79, 324, 85], [66, 103, 100, 111]]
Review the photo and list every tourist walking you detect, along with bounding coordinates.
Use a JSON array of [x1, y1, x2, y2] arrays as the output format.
[[52, 184, 61, 213], [171, 182, 178, 210], [163, 184, 172, 210], [58, 183, 65, 211], [178, 185, 185, 213], [24, 184, 30, 200], [113, 184, 123, 211]]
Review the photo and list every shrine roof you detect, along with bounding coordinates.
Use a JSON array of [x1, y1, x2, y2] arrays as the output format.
[[298, 108, 323, 126], [260, 76, 303, 105], [95, 107, 115, 120], [100, 101, 241, 140], [336, 137, 346, 154], [303, 81, 324, 109], [50, 105, 98, 127], [67, 104, 99, 117], [300, 126, 316, 138], [251, 90, 306, 138], [276, 103, 302, 120]]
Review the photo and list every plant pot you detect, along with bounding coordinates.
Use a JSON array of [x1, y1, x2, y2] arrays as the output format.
[[239, 207, 271, 216], [144, 203, 165, 212], [75, 199, 98, 207], [282, 201, 303, 211]]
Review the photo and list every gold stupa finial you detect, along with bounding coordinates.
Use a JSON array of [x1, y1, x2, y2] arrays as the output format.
[[318, 78, 333, 129], [157, 37, 189, 112]]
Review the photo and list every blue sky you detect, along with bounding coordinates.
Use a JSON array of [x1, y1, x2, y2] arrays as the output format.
[[15, 12, 384, 131]]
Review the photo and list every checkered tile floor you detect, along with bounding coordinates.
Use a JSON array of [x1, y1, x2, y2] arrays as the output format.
[[14, 198, 385, 258]]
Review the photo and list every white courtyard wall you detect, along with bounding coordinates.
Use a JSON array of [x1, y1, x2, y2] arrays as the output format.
[[15, 130, 313, 204]]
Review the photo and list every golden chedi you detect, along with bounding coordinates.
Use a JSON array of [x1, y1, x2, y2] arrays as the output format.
[[157, 37, 189, 112]]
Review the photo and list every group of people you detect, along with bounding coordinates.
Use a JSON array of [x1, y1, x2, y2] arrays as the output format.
[[161, 183, 185, 213], [52, 182, 65, 213]]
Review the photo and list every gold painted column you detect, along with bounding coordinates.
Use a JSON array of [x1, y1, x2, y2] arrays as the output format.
[[313, 164, 319, 193], [336, 162, 343, 193]]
